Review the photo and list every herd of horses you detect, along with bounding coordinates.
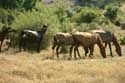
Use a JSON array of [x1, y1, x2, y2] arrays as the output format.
[[52, 30, 122, 59], [0, 24, 48, 52], [0, 24, 122, 59]]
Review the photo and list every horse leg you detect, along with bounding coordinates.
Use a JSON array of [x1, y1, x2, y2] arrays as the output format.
[[89, 45, 94, 58], [74, 45, 79, 59], [19, 38, 23, 51], [76, 47, 81, 59], [105, 43, 107, 48], [74, 47, 77, 59], [84, 47, 89, 57], [69, 45, 74, 59], [56, 46, 60, 59], [22, 39, 26, 51], [6, 40, 11, 51], [52, 44, 57, 58], [108, 43, 113, 57], [0, 40, 3, 52], [37, 41, 41, 53]]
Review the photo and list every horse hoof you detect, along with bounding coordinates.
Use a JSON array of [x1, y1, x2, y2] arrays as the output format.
[[68, 57, 71, 60]]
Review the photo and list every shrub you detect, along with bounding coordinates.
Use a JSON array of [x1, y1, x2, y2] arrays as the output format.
[[0, 8, 16, 26], [104, 3, 119, 23], [120, 35, 125, 45], [11, 4, 61, 49], [0, 0, 37, 10], [72, 7, 102, 24]]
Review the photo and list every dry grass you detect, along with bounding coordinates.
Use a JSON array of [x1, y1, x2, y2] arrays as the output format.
[[0, 45, 125, 83], [0, 26, 125, 83]]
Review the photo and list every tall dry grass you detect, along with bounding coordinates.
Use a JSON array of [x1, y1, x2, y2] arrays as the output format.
[[0, 45, 125, 83]]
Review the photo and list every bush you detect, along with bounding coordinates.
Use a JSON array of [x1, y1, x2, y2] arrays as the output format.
[[120, 35, 125, 45], [11, 4, 61, 49], [0, 0, 37, 10], [0, 8, 16, 26], [104, 3, 119, 23], [72, 7, 102, 24]]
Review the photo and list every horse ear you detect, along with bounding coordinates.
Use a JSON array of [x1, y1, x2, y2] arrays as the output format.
[[43, 24, 48, 28]]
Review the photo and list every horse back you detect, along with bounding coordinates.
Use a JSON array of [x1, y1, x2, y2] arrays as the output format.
[[54, 32, 74, 45]]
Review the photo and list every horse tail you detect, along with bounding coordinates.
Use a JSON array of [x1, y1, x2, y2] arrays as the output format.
[[52, 35, 57, 50]]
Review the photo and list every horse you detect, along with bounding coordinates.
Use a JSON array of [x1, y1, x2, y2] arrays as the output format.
[[91, 30, 122, 57], [0, 26, 11, 52], [52, 32, 80, 59], [19, 24, 48, 52], [5, 29, 17, 50], [72, 32, 106, 58]]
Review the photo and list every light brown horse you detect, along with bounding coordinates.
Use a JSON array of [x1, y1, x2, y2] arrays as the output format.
[[72, 32, 106, 58], [0, 26, 11, 52], [91, 30, 122, 57], [52, 32, 80, 59]]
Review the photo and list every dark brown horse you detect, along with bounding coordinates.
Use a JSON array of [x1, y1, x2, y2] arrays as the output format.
[[19, 24, 48, 52], [72, 32, 106, 58], [0, 26, 11, 52], [91, 30, 122, 57]]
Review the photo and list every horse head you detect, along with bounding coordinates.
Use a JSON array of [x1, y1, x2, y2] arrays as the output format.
[[40, 24, 48, 34], [116, 46, 122, 56], [2, 26, 11, 34], [96, 34, 106, 58], [112, 33, 122, 56]]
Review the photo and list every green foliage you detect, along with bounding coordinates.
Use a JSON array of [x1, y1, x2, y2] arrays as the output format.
[[76, 0, 121, 8], [0, 8, 16, 27], [72, 7, 102, 23], [0, 0, 37, 10], [12, 10, 42, 30], [104, 3, 119, 23], [120, 35, 125, 45], [12, 3, 60, 49], [104, 3, 125, 26]]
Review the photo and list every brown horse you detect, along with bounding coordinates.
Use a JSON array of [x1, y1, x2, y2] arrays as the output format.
[[5, 29, 17, 50], [52, 32, 80, 59], [72, 32, 106, 58], [19, 24, 48, 52], [91, 30, 122, 57], [0, 26, 11, 52]]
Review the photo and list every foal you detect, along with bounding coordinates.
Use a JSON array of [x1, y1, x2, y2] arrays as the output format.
[[19, 24, 48, 52]]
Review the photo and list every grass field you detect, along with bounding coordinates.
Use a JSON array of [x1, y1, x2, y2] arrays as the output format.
[[0, 26, 125, 83], [0, 45, 125, 83]]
